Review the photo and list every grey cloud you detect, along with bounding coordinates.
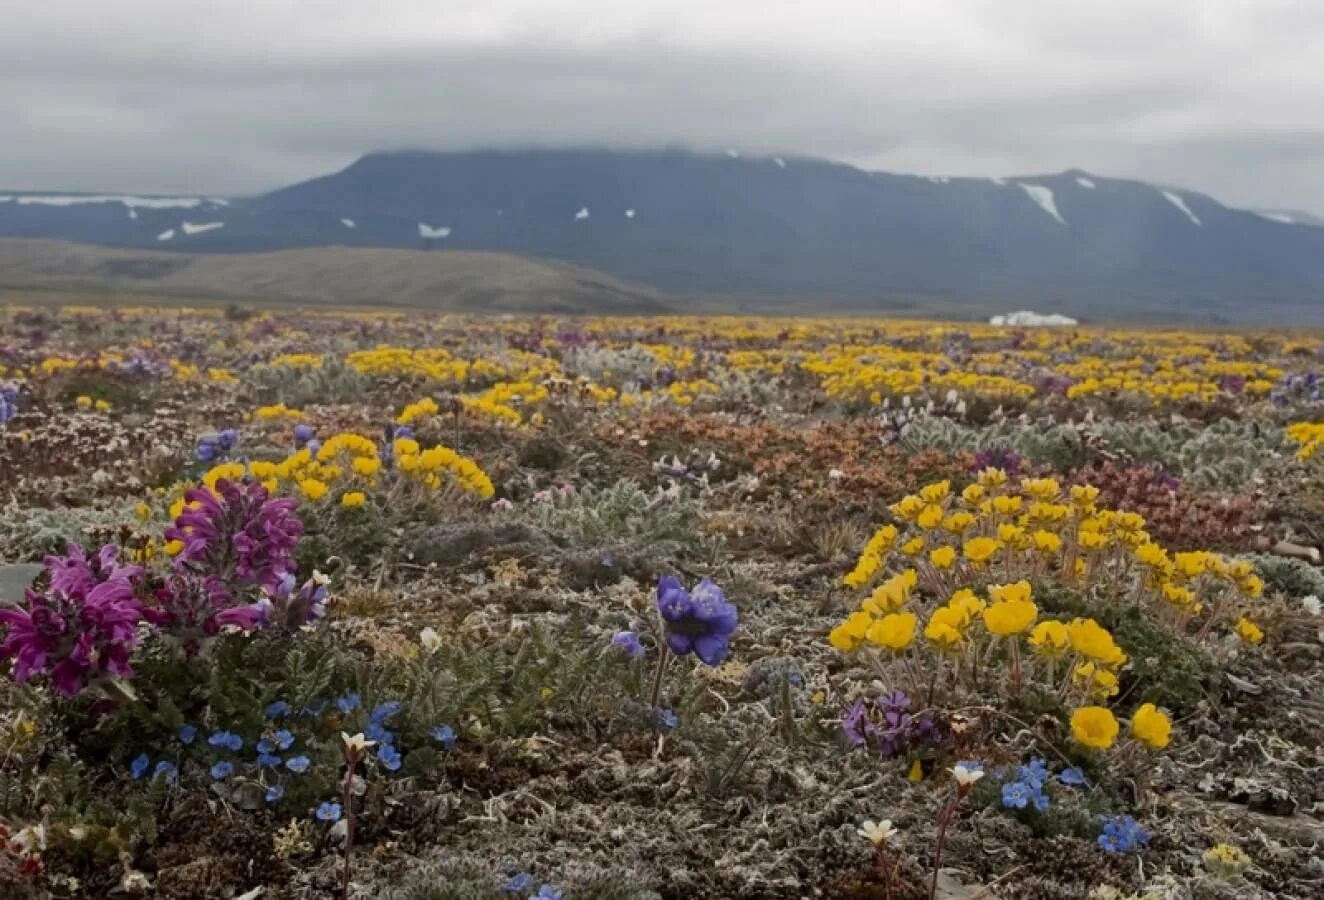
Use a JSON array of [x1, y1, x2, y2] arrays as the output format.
[[2, 1, 1322, 212]]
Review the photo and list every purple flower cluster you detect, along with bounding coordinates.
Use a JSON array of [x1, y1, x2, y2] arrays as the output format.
[[255, 572, 331, 632], [196, 429, 239, 462], [657, 576, 738, 666], [0, 383, 17, 426], [165, 479, 302, 597], [841, 690, 941, 758], [1270, 371, 1321, 406], [0, 544, 144, 696], [971, 447, 1023, 477]]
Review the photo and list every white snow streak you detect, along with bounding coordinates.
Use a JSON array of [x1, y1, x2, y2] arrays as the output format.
[[1019, 184, 1067, 225], [990, 311, 1078, 326], [180, 221, 225, 236], [1161, 191, 1202, 226], [625, 209, 636, 219], [1255, 211, 1294, 224], [340, 218, 356, 228], [1076, 177, 1096, 189], [156, 229, 175, 241], [418, 223, 451, 238], [574, 207, 590, 221], [7, 194, 211, 210], [773, 157, 786, 168]]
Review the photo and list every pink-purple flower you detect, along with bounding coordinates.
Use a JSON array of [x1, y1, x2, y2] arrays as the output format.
[[656, 576, 738, 666], [0, 543, 144, 696]]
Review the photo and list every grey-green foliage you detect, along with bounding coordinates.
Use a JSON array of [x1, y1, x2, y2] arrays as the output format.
[[526, 480, 697, 552], [562, 345, 662, 385], [241, 355, 371, 407], [0, 502, 135, 562], [379, 857, 660, 900], [898, 415, 1088, 471], [1092, 418, 1284, 490], [1241, 553, 1324, 600]]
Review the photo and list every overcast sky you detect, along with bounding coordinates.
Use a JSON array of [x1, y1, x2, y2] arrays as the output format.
[[4, 1, 1323, 211]]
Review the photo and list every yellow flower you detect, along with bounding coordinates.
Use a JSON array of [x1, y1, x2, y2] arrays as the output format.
[[991, 495, 1022, 515], [982, 598, 1038, 636], [1130, 702, 1172, 749], [901, 536, 927, 556], [987, 580, 1032, 605], [946, 588, 985, 625], [299, 478, 328, 501], [1073, 662, 1120, 699], [1070, 706, 1119, 750], [929, 545, 956, 569], [962, 537, 1002, 564], [94, 399, 111, 412], [1028, 620, 1070, 657], [961, 484, 985, 505], [942, 511, 976, 535], [163, 539, 184, 556], [1069, 484, 1099, 509], [976, 467, 1008, 488], [829, 611, 875, 652], [75, 395, 93, 409], [925, 607, 966, 649], [1021, 477, 1061, 501], [352, 456, 381, 477], [1067, 618, 1127, 666], [908, 759, 924, 782], [134, 502, 151, 523], [1032, 530, 1062, 553], [918, 480, 951, 503], [916, 505, 944, 530], [861, 570, 916, 614], [250, 460, 278, 480], [867, 612, 917, 651], [340, 491, 367, 508], [1236, 617, 1264, 645]]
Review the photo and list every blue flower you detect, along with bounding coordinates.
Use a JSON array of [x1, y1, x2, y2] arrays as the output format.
[[335, 693, 361, 714], [1018, 758, 1049, 789], [378, 744, 402, 772], [369, 701, 402, 725], [1059, 767, 1088, 787], [533, 886, 564, 900], [285, 755, 311, 774], [1001, 781, 1030, 809], [611, 630, 646, 659], [211, 761, 235, 780], [208, 730, 243, 752], [316, 801, 342, 822], [293, 424, 315, 446], [177, 724, 197, 745], [257, 739, 275, 754], [217, 429, 239, 451], [364, 723, 395, 745], [130, 753, 151, 780], [656, 708, 679, 730], [1098, 815, 1149, 853], [501, 873, 535, 893], [153, 761, 178, 783], [273, 729, 295, 750], [430, 724, 456, 749], [265, 700, 292, 719], [257, 753, 282, 768], [265, 784, 285, 803], [656, 576, 738, 666]]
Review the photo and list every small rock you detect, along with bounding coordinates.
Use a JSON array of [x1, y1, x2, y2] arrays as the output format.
[[0, 564, 43, 607], [936, 868, 1002, 899]]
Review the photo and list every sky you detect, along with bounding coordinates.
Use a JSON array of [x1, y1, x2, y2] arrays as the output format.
[[4, 1, 1323, 212]]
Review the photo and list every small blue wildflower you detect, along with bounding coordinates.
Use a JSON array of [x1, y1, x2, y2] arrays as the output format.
[[1031, 785, 1051, 812], [153, 761, 178, 783], [316, 801, 342, 822], [364, 723, 395, 745], [1018, 758, 1049, 788], [257, 753, 283, 768], [430, 724, 456, 749], [265, 784, 285, 803], [285, 755, 311, 774], [208, 730, 243, 752], [534, 886, 564, 900], [788, 672, 804, 687], [1098, 815, 1149, 854], [130, 753, 151, 780], [293, 424, 315, 446], [369, 701, 402, 724], [501, 872, 535, 893], [257, 739, 275, 754], [1059, 767, 1088, 787], [265, 700, 292, 719], [273, 729, 295, 750], [656, 708, 679, 730], [211, 761, 235, 780], [335, 693, 361, 714], [1001, 781, 1030, 809], [177, 724, 197, 745], [378, 744, 402, 772], [611, 630, 645, 659]]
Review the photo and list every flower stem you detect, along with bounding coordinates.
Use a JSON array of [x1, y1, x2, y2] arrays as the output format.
[[649, 643, 671, 708]]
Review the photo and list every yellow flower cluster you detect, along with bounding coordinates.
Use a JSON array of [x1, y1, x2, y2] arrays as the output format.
[[1286, 421, 1324, 461]]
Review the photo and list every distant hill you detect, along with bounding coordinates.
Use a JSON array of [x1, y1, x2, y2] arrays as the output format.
[[0, 239, 668, 313], [3, 148, 1324, 322]]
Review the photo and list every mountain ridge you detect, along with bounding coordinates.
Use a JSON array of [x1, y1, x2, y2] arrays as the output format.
[[3, 149, 1323, 322]]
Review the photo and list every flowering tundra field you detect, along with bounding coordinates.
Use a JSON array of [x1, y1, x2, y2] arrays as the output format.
[[3, 306, 1324, 900]]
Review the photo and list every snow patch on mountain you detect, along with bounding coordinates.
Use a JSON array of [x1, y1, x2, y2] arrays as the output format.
[[180, 221, 224, 236], [574, 207, 590, 221], [341, 218, 356, 228], [1076, 177, 1096, 189], [990, 311, 1079, 326], [1162, 191, 1202, 226], [1255, 211, 1295, 224], [418, 223, 451, 239], [1019, 185, 1067, 225], [4, 194, 212, 210], [156, 229, 175, 241]]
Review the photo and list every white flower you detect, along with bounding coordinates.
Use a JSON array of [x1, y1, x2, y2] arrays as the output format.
[[1302, 595, 1321, 616], [950, 763, 985, 788], [856, 819, 897, 846], [312, 570, 331, 586], [119, 868, 152, 893], [419, 626, 443, 653], [828, 468, 845, 480], [341, 732, 377, 754], [10, 823, 46, 856], [492, 497, 515, 511]]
